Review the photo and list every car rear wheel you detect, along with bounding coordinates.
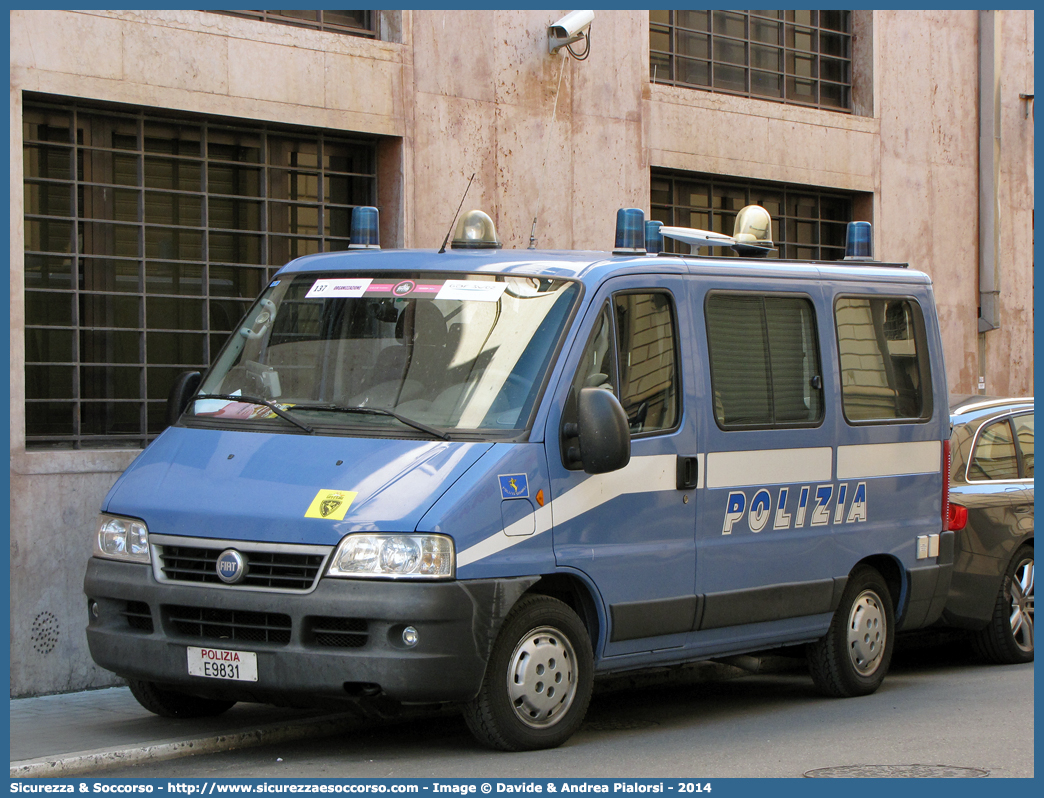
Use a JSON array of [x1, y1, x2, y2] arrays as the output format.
[[973, 545, 1034, 664], [807, 564, 895, 697], [128, 678, 237, 718], [463, 595, 593, 751]]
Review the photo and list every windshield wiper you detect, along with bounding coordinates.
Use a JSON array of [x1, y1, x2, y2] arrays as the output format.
[[193, 393, 314, 434], [291, 403, 450, 441]]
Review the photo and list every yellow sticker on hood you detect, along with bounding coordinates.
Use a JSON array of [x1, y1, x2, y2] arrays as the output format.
[[304, 489, 357, 520]]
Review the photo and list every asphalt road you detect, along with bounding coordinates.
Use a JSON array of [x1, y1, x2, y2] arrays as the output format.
[[90, 634, 1033, 779]]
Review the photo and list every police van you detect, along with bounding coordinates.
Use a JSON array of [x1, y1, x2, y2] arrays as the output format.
[[85, 204, 953, 751]]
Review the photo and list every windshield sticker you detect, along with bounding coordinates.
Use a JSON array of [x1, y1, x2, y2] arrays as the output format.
[[438, 280, 508, 302], [365, 281, 441, 297], [305, 278, 507, 302], [499, 474, 530, 499], [306, 278, 373, 298], [304, 489, 358, 521]]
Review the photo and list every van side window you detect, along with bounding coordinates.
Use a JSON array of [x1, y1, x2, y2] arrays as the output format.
[[569, 293, 679, 436], [705, 294, 822, 428], [615, 292, 679, 433], [835, 297, 931, 422], [572, 306, 617, 394]]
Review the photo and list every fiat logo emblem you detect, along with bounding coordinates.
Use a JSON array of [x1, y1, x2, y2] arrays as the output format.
[[216, 549, 247, 584]]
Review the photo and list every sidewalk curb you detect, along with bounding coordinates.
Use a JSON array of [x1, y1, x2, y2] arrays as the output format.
[[10, 713, 365, 779]]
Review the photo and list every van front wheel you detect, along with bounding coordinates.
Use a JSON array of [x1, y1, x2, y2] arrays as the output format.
[[463, 595, 593, 751], [807, 565, 894, 697]]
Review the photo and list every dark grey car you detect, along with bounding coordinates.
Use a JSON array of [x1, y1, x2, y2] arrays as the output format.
[[940, 396, 1033, 663]]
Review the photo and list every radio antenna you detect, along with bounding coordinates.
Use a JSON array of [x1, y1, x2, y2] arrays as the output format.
[[439, 173, 476, 254]]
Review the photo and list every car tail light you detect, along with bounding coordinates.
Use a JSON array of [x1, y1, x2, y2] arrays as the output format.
[[948, 503, 968, 532]]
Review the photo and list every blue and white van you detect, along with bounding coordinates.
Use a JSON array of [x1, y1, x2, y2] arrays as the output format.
[[85, 206, 954, 751]]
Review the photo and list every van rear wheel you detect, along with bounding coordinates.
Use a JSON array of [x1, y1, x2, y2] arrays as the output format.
[[128, 678, 237, 718], [807, 565, 894, 697], [463, 595, 593, 751]]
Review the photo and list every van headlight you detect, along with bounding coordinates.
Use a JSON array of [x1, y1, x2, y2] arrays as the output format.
[[327, 534, 454, 579], [94, 514, 151, 564]]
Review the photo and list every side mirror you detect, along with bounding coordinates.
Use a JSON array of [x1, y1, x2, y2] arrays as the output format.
[[563, 387, 631, 475], [166, 371, 202, 428]]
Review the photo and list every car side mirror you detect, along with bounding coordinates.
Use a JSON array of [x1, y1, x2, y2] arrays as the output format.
[[166, 371, 202, 428], [562, 387, 631, 475]]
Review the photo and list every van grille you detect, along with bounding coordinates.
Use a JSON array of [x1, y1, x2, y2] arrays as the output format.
[[309, 617, 369, 648], [166, 605, 291, 645], [122, 601, 154, 632], [157, 544, 325, 591]]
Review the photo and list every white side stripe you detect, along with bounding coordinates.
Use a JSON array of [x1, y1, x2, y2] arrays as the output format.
[[706, 447, 832, 489], [551, 454, 677, 526], [456, 454, 679, 569], [837, 441, 941, 479], [457, 503, 553, 568]]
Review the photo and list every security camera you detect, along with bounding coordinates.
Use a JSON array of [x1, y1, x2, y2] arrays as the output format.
[[548, 10, 594, 55]]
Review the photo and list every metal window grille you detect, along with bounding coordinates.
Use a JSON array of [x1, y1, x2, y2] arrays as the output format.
[[650, 10, 852, 112], [209, 10, 376, 38], [650, 169, 854, 260], [22, 99, 377, 449]]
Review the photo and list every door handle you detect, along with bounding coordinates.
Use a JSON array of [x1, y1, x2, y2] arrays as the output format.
[[676, 456, 699, 490]]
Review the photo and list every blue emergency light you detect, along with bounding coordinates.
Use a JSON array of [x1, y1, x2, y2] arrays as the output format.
[[645, 220, 664, 255], [349, 206, 381, 249], [614, 208, 646, 255], [844, 221, 873, 260]]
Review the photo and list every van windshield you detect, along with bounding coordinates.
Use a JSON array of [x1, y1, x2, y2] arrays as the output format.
[[188, 272, 580, 438]]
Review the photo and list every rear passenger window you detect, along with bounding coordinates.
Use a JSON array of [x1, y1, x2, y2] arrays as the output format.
[[970, 419, 1020, 481], [1013, 414, 1033, 478], [835, 297, 931, 422], [705, 294, 823, 428]]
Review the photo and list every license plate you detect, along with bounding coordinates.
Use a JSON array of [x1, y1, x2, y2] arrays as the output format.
[[187, 646, 258, 682]]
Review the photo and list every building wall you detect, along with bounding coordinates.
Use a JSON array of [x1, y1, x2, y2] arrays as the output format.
[[8, 9, 1034, 697]]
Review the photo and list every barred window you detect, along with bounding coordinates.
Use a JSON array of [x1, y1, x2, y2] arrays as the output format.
[[650, 170, 853, 261], [209, 10, 376, 38], [22, 99, 377, 449], [650, 10, 852, 111]]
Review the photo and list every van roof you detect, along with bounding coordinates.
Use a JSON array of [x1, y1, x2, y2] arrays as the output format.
[[275, 248, 933, 288]]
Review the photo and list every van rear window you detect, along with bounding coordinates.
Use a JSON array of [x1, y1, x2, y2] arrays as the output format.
[[835, 296, 931, 422], [705, 294, 823, 429]]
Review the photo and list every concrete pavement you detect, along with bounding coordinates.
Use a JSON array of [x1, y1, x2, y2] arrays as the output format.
[[9, 659, 784, 778], [9, 687, 372, 778]]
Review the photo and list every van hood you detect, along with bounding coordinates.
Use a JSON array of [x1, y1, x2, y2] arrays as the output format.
[[104, 427, 492, 545]]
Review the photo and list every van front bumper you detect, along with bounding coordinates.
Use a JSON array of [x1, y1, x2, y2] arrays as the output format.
[[84, 557, 537, 707]]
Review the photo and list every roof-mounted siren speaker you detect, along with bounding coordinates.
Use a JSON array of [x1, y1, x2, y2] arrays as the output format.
[[731, 205, 775, 258], [614, 208, 646, 255], [348, 206, 380, 249], [844, 221, 873, 260], [645, 220, 664, 255]]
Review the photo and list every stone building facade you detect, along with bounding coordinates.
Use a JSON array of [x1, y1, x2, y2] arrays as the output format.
[[8, 9, 1034, 696]]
